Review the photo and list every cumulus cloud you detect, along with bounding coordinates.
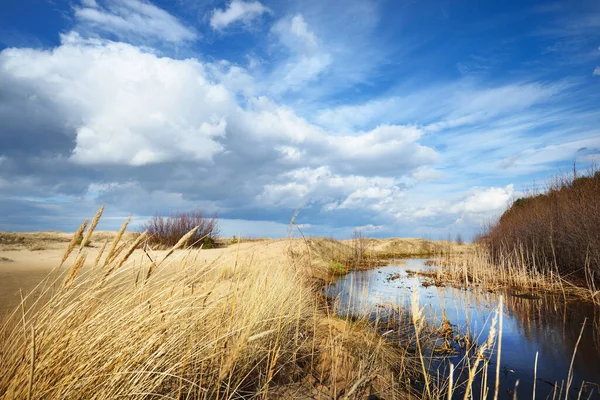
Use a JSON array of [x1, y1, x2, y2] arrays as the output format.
[[323, 125, 438, 176], [453, 185, 515, 214], [404, 184, 516, 233], [257, 166, 407, 222], [594, 67, 600, 75], [209, 0, 271, 30], [74, 0, 197, 44], [0, 33, 229, 165]]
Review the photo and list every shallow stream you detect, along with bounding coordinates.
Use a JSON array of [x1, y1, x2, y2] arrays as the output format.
[[325, 259, 600, 399]]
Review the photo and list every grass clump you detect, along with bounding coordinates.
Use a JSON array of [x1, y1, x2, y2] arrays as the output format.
[[329, 262, 348, 275]]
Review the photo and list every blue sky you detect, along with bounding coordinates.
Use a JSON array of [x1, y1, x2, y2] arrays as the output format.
[[0, 0, 599, 239]]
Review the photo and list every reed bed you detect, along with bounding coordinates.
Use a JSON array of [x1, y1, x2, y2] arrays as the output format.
[[427, 245, 599, 301]]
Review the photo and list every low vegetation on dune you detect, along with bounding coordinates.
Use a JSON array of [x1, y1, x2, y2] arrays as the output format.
[[0, 231, 139, 251], [0, 232, 72, 251], [302, 231, 468, 276]]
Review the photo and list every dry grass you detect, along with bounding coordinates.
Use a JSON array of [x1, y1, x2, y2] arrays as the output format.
[[429, 245, 598, 303], [0, 216, 415, 399], [0, 230, 138, 251]]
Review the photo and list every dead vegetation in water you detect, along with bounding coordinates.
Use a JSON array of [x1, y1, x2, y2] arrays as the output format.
[[428, 246, 597, 302]]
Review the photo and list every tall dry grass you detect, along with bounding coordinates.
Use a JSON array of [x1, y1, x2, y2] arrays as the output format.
[[0, 213, 412, 399], [432, 246, 567, 291]]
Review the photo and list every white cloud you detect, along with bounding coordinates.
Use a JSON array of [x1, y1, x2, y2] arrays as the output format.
[[594, 67, 600, 75], [454, 184, 515, 214], [270, 14, 332, 91], [81, 0, 99, 7], [210, 0, 271, 30], [337, 186, 402, 210], [403, 184, 516, 230], [412, 167, 444, 182], [317, 80, 567, 132], [0, 33, 229, 165], [323, 125, 438, 176], [317, 97, 412, 132], [74, 0, 197, 44], [256, 166, 411, 220], [273, 14, 319, 52]]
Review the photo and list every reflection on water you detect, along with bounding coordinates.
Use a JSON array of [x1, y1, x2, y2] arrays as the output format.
[[325, 259, 600, 399]]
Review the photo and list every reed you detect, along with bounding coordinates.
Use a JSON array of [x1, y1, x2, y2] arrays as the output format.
[[80, 205, 104, 249], [102, 217, 130, 268], [59, 219, 88, 267], [429, 245, 594, 298], [411, 288, 432, 399]]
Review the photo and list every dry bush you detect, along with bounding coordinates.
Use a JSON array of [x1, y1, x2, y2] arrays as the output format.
[[142, 209, 220, 249], [479, 169, 600, 287]]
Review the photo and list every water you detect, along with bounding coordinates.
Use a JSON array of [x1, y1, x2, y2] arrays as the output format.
[[325, 259, 600, 399]]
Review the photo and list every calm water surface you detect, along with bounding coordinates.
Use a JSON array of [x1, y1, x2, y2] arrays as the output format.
[[325, 259, 600, 399]]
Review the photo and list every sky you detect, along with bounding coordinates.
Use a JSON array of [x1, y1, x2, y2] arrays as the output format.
[[0, 0, 599, 239]]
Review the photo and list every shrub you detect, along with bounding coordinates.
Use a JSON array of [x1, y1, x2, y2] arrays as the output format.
[[479, 169, 600, 284], [329, 262, 348, 275], [141, 209, 220, 249], [455, 233, 464, 245]]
